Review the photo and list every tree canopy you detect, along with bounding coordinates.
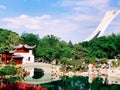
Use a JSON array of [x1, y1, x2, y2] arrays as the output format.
[[81, 34, 120, 59], [1, 28, 120, 64], [0, 28, 21, 53], [21, 32, 39, 46]]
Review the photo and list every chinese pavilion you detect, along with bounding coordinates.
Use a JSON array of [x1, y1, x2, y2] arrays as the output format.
[[1, 44, 35, 64]]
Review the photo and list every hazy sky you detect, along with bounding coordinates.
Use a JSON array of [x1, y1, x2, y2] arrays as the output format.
[[0, 0, 120, 43]]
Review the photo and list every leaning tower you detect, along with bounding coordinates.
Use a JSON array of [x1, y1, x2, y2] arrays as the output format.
[[85, 10, 120, 41]]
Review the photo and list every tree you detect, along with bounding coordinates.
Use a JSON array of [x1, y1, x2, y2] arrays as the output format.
[[68, 40, 73, 48], [35, 35, 73, 62], [21, 32, 40, 56], [35, 35, 61, 61], [73, 44, 89, 60], [99, 58, 108, 64], [21, 32, 39, 46], [59, 41, 73, 59], [81, 36, 117, 59], [0, 28, 21, 53]]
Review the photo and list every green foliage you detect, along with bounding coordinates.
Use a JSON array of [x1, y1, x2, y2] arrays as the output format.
[[81, 34, 120, 59], [84, 57, 97, 64], [0, 29, 98, 64], [68, 40, 73, 48], [0, 28, 21, 53], [0, 66, 18, 75], [60, 58, 89, 72], [60, 57, 68, 65], [99, 58, 108, 64], [21, 32, 39, 55], [1, 28, 120, 66], [73, 44, 89, 59], [111, 61, 118, 67], [5, 77, 21, 83], [21, 32, 39, 46], [60, 58, 79, 67], [36, 35, 73, 61], [10, 62, 16, 66]]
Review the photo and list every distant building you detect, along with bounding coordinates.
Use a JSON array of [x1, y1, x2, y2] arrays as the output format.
[[1, 44, 35, 64]]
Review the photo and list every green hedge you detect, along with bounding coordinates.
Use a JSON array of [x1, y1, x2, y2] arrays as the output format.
[[0, 66, 18, 75]]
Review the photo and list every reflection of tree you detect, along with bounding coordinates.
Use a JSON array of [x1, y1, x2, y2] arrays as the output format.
[[90, 77, 120, 90], [59, 76, 90, 90], [41, 76, 120, 90], [91, 77, 103, 90]]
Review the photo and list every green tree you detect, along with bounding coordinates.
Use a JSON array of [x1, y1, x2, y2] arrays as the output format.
[[99, 58, 108, 64], [21, 32, 40, 56], [73, 44, 89, 59], [21, 32, 39, 46], [36, 35, 73, 62], [68, 40, 73, 48], [0, 28, 21, 53], [36, 35, 61, 61], [81, 36, 117, 59], [59, 41, 73, 59]]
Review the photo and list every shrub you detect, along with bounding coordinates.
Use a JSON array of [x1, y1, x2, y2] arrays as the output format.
[[5, 77, 21, 83], [0, 66, 18, 75], [99, 58, 108, 64]]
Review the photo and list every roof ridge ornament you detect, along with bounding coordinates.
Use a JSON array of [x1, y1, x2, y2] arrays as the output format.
[[12, 44, 36, 49]]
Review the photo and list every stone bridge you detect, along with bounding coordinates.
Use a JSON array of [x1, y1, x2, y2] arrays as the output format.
[[22, 62, 61, 84], [22, 62, 53, 74]]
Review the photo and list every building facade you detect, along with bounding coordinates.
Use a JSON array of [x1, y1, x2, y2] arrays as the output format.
[[1, 44, 35, 64]]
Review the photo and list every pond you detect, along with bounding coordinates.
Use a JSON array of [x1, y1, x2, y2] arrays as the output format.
[[22, 68, 120, 90], [41, 76, 120, 90]]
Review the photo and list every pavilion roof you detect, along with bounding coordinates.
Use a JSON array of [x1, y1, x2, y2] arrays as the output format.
[[12, 44, 36, 49]]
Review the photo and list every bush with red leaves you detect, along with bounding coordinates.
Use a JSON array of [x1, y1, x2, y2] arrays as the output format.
[[0, 82, 47, 90]]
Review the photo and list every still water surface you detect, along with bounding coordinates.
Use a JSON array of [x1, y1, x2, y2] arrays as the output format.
[[41, 76, 120, 90], [23, 68, 120, 90]]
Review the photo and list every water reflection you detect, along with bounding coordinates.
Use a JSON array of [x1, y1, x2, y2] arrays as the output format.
[[23, 67, 120, 89], [107, 77, 120, 85], [88, 74, 120, 85], [41, 76, 120, 90]]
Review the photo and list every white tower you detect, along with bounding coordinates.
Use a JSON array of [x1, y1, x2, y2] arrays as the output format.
[[85, 10, 120, 41]]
